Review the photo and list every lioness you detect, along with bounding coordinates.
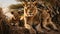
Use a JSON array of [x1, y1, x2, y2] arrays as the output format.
[[22, 1, 44, 33]]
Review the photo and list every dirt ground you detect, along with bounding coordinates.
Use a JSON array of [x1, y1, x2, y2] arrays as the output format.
[[9, 24, 60, 34], [44, 25, 60, 34]]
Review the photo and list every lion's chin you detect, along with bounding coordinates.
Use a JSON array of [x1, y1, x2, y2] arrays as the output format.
[[28, 15, 33, 17], [27, 14, 34, 17]]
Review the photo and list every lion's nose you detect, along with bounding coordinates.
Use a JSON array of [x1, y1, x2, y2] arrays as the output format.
[[29, 11, 32, 13]]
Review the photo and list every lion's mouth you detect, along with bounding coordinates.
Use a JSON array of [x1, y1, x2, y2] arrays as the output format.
[[27, 13, 34, 17]]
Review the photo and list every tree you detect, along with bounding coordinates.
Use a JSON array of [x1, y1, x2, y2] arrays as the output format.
[[9, 4, 23, 9]]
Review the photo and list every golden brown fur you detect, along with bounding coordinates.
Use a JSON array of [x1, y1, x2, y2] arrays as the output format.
[[21, 1, 44, 33], [40, 9, 58, 30]]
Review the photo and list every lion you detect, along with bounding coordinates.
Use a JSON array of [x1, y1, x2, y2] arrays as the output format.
[[40, 8, 58, 30], [20, 1, 44, 33]]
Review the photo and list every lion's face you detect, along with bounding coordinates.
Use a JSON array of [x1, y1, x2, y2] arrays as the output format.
[[24, 1, 38, 17], [26, 7, 37, 17]]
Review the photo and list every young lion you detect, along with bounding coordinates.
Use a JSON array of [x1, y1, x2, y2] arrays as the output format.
[[41, 9, 58, 30], [21, 1, 44, 33]]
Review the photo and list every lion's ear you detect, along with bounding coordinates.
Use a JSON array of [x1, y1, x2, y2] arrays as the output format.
[[22, 1, 27, 6], [33, 1, 37, 6]]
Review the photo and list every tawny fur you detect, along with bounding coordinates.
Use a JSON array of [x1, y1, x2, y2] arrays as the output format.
[[22, 1, 44, 33], [41, 9, 57, 30]]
